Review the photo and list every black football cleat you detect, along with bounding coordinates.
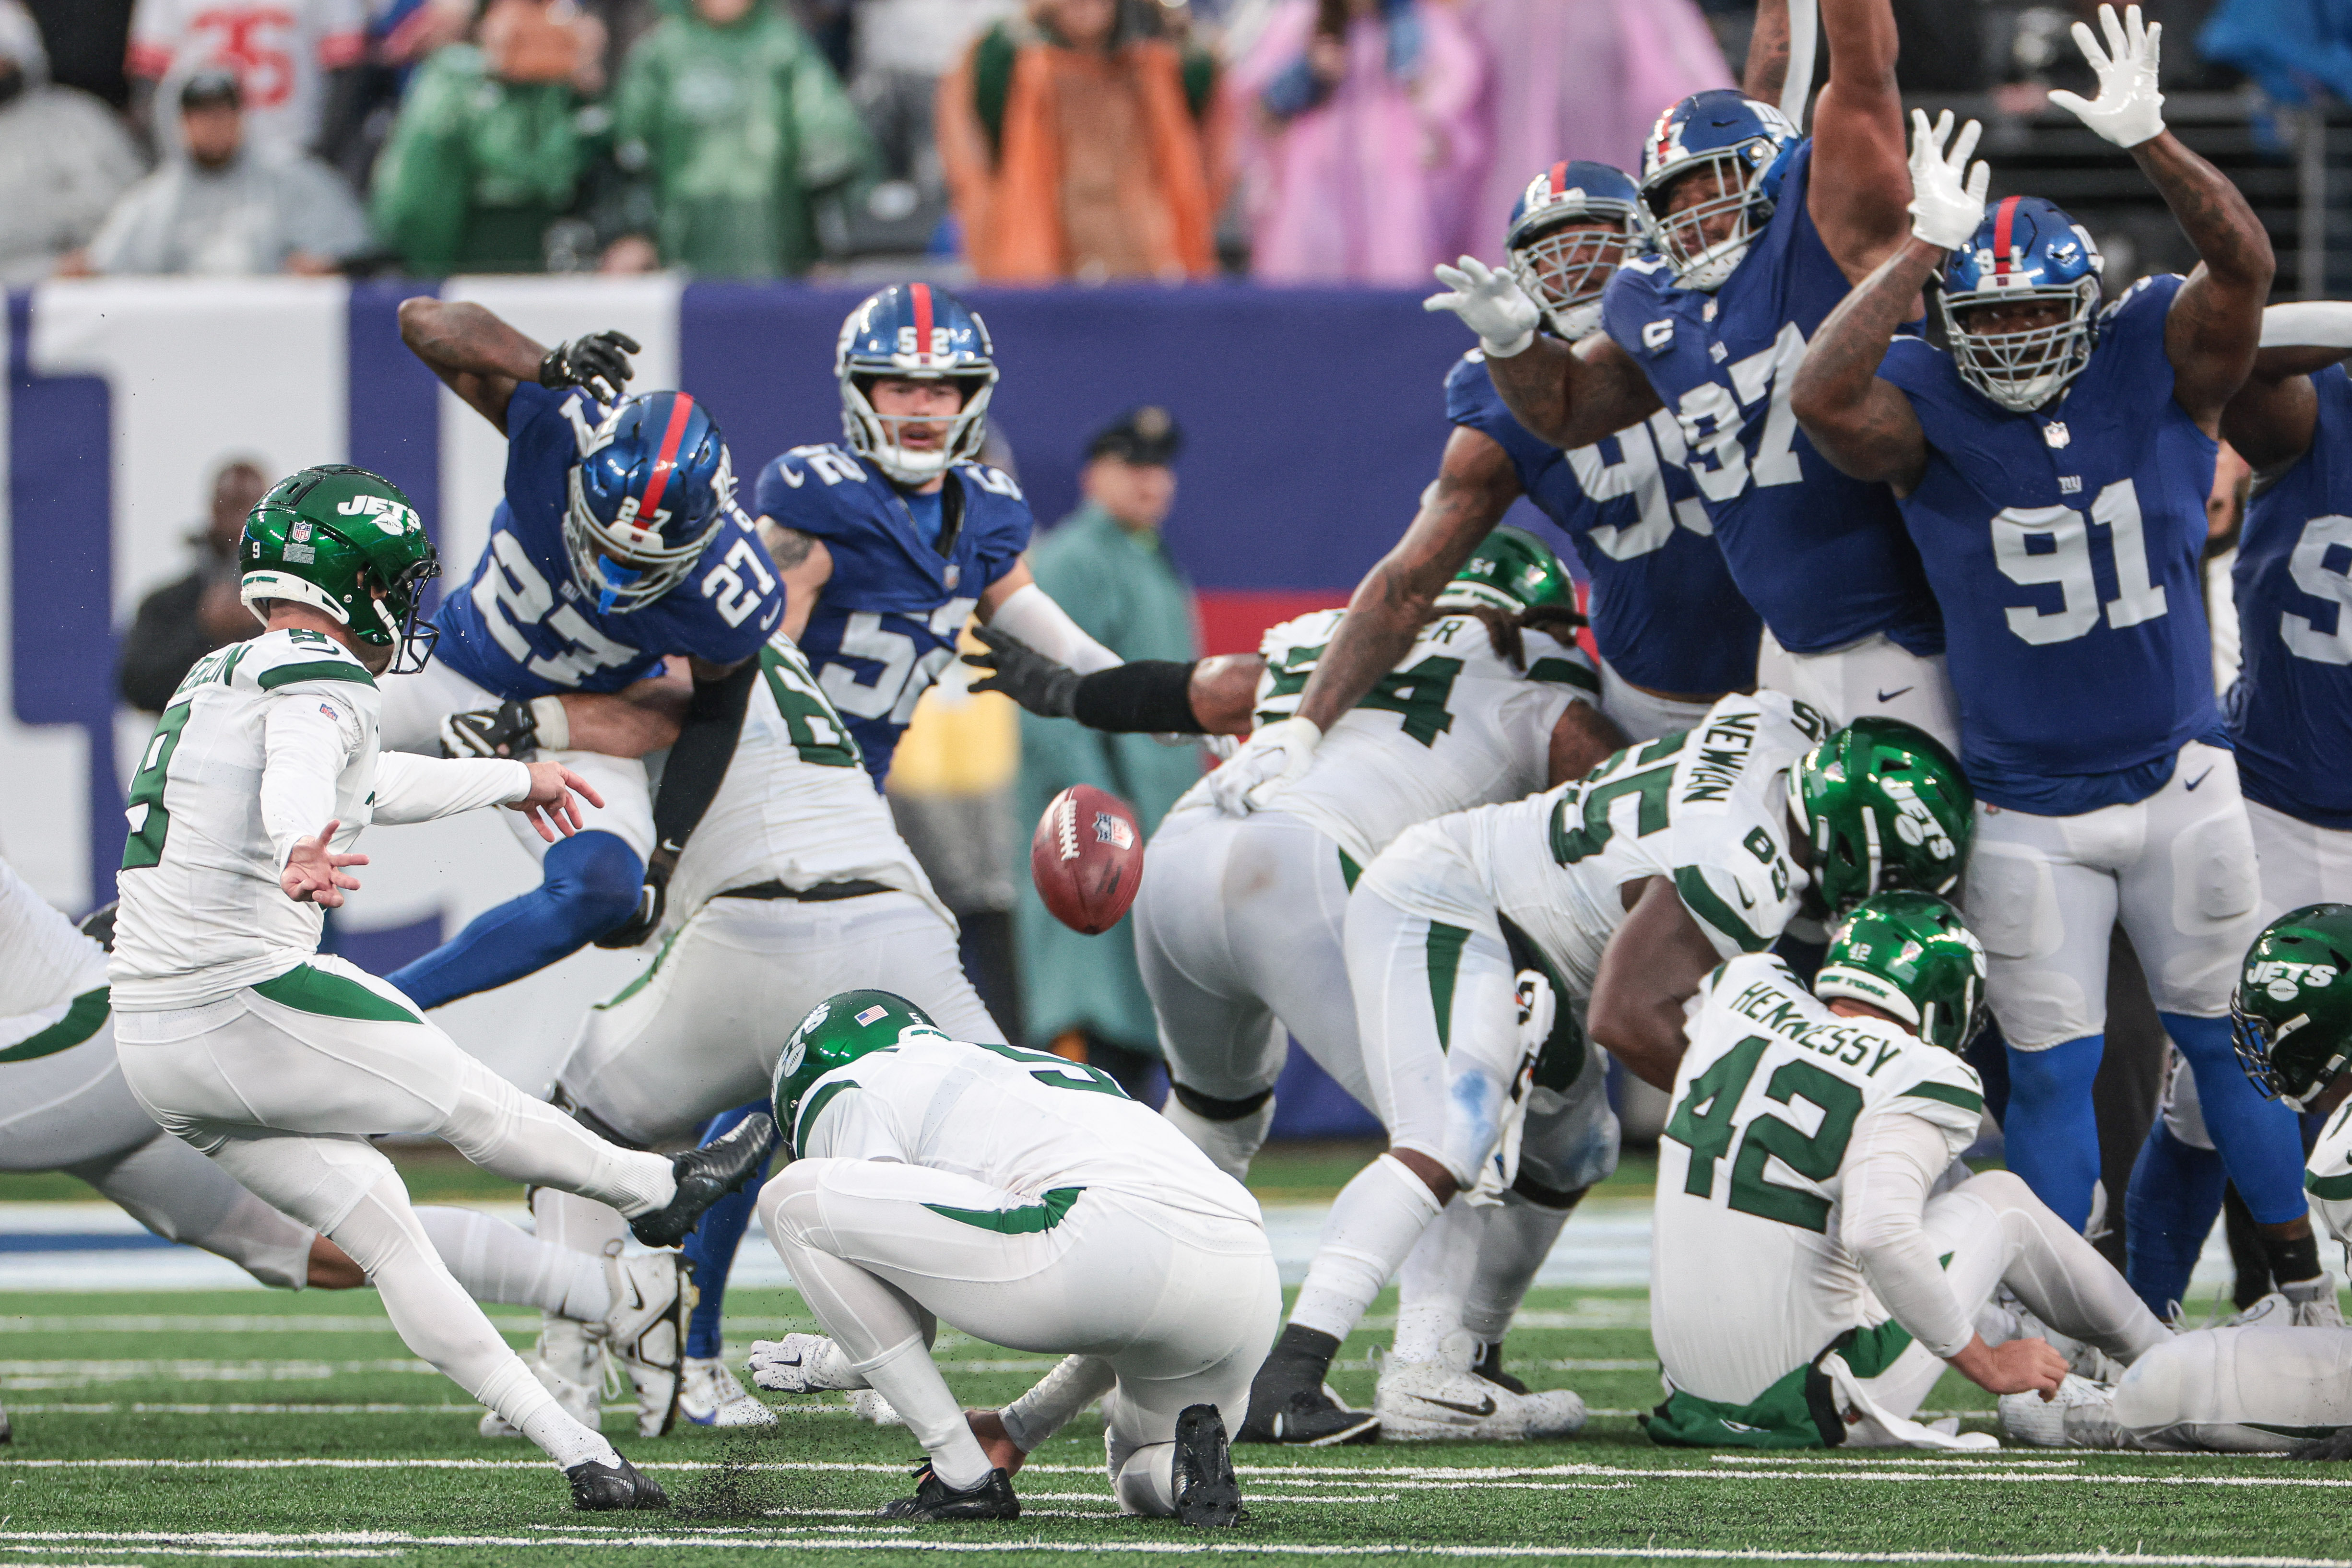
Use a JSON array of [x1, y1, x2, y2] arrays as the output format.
[[567, 1454, 669, 1510], [629, 1114, 777, 1248], [1170, 1403, 1244, 1527], [1236, 1374, 1379, 1446], [878, 1463, 1020, 1521]]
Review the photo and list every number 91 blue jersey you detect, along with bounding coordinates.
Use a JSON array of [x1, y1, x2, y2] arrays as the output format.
[[1877, 273, 2222, 815], [432, 384, 787, 698], [753, 444, 1034, 788], [2230, 364, 2352, 829]]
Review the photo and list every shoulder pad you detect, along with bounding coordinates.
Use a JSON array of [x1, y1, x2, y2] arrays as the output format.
[[247, 631, 377, 692]]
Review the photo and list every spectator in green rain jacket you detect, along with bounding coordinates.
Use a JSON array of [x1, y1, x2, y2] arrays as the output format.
[[606, 0, 873, 279]]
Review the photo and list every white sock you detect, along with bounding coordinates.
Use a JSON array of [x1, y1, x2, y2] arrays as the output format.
[[1159, 1094, 1275, 1182], [1001, 1354, 1117, 1453], [1290, 1153, 1445, 1342], [433, 1059, 674, 1218], [1460, 1191, 1573, 1344], [416, 1206, 611, 1320], [481, 1354, 617, 1471], [1112, 1442, 1178, 1516], [1393, 1197, 1483, 1363], [863, 1336, 993, 1491]]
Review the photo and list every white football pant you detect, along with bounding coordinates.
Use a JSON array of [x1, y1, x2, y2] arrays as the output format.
[[114, 955, 679, 1473], [1595, 658, 1719, 745], [1755, 631, 1960, 753], [376, 659, 655, 862], [759, 1160, 1279, 1514], [2115, 1323, 2352, 1451], [2246, 797, 2352, 920]]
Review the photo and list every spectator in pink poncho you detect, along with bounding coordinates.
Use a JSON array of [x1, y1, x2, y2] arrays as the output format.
[[1233, 0, 1488, 284], [1460, 0, 1733, 266]]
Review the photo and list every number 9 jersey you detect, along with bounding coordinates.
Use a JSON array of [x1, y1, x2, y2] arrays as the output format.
[[754, 443, 1033, 788], [431, 384, 786, 698]]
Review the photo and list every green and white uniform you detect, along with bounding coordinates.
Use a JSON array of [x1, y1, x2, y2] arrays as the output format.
[[758, 1030, 1278, 1510], [1135, 609, 1592, 1130], [1651, 954, 2164, 1449]]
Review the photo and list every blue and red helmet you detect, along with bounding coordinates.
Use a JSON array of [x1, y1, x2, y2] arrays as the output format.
[[836, 283, 999, 485], [1638, 90, 1798, 292], [1939, 194, 2105, 413], [565, 390, 734, 613], [1504, 160, 1640, 341]]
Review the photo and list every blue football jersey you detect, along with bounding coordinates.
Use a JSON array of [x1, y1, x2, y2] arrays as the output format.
[[2229, 364, 2352, 829], [1444, 351, 1760, 696], [432, 384, 787, 699], [1601, 140, 1941, 659], [1877, 273, 2222, 815], [753, 443, 1033, 786]]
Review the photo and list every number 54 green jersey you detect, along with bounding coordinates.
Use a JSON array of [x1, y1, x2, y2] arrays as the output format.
[[1653, 953, 1985, 1407]]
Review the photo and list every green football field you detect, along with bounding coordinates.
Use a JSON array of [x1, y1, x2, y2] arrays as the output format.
[[6, 1278, 2346, 1568]]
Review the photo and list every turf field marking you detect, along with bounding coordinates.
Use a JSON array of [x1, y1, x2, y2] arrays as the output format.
[[0, 1319, 532, 1335], [0, 1360, 440, 1389]]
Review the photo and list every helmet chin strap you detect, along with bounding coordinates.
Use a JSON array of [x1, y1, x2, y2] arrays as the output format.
[[596, 555, 643, 614]]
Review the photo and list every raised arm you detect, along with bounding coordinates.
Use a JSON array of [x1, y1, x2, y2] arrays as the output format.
[[1806, 0, 1912, 279], [2219, 304, 2352, 470], [964, 633, 1264, 737], [1423, 263, 1663, 450], [1744, 0, 1793, 103], [397, 297, 639, 435], [1791, 111, 1986, 494]]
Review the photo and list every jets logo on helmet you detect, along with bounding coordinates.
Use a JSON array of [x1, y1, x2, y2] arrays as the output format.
[[1791, 719, 1974, 916], [1638, 90, 1797, 292], [771, 989, 950, 1159], [240, 465, 442, 674], [836, 283, 1000, 485], [1505, 160, 1641, 342], [563, 390, 733, 614], [2234, 905, 2352, 1109], [1433, 527, 1576, 616], [1941, 195, 2105, 413]]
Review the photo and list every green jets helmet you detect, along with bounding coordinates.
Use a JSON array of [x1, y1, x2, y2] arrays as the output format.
[[241, 465, 440, 673], [1816, 892, 1989, 1052], [1791, 719, 1974, 916], [2232, 904, 2352, 1110], [772, 990, 951, 1158], [1433, 526, 1575, 615]]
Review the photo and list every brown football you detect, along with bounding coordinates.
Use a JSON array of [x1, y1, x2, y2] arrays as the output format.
[[1029, 784, 1144, 935]]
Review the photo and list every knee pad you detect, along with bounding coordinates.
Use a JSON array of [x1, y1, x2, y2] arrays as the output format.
[[543, 831, 646, 937], [1170, 1083, 1274, 1121], [1508, 1170, 1588, 1211]]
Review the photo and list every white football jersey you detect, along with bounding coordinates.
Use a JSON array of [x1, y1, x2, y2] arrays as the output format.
[[1653, 953, 1986, 1404], [0, 855, 109, 1055], [798, 1032, 1262, 1230], [664, 633, 950, 927], [1377, 690, 1830, 1000], [1169, 608, 1590, 868], [110, 631, 525, 1010], [2302, 1096, 2352, 1253]]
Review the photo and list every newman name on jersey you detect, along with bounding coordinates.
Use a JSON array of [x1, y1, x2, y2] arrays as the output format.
[[433, 384, 786, 700], [755, 444, 1032, 786]]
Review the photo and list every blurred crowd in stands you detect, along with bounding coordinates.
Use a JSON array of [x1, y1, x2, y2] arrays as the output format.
[[0, 0, 2328, 289]]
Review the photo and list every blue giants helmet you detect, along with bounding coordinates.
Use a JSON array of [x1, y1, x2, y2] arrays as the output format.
[[566, 390, 734, 613], [1939, 194, 2105, 413], [1638, 89, 1798, 292], [836, 283, 999, 485], [1505, 160, 1641, 341]]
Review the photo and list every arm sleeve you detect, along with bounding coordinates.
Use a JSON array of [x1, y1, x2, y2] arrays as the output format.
[[1070, 660, 1204, 732], [645, 658, 760, 868], [987, 582, 1122, 674], [1840, 1108, 1977, 1360], [259, 696, 362, 870], [371, 750, 532, 825], [2261, 301, 2352, 348]]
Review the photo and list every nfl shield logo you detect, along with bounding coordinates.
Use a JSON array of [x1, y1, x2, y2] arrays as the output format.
[[2043, 422, 2071, 449]]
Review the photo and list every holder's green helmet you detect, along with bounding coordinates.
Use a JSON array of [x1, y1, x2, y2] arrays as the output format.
[[1791, 719, 1974, 916], [241, 465, 440, 673], [1817, 892, 1989, 1052], [772, 990, 950, 1158], [1433, 526, 1576, 615], [2232, 904, 2352, 1110]]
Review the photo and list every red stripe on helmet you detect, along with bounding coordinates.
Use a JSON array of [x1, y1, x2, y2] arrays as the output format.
[[635, 393, 696, 528], [1550, 160, 1568, 196], [1991, 195, 2021, 280], [910, 283, 934, 366]]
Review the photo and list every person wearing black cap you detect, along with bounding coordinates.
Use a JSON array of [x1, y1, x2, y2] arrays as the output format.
[[1014, 406, 1200, 1101], [79, 63, 371, 276]]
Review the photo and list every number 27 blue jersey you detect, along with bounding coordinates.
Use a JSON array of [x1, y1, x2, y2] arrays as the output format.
[[432, 384, 786, 699]]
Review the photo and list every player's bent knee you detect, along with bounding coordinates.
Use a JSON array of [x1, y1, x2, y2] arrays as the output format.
[[543, 831, 647, 936], [1956, 1169, 2036, 1214], [756, 1161, 828, 1247], [2113, 1334, 2201, 1435]]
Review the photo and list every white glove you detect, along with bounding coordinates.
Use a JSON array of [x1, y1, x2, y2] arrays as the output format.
[[1906, 109, 1990, 252], [2047, 3, 2164, 149], [1423, 255, 1540, 358], [1206, 716, 1321, 817]]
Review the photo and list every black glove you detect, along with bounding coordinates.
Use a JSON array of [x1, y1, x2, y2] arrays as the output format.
[[962, 625, 1080, 718], [593, 853, 673, 950], [539, 330, 642, 403], [440, 701, 539, 760]]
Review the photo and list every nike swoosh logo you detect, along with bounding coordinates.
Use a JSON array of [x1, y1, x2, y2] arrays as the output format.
[[2185, 768, 2214, 791], [1736, 885, 1755, 909], [1414, 1394, 1497, 1418], [760, 602, 784, 631], [1876, 687, 1913, 703]]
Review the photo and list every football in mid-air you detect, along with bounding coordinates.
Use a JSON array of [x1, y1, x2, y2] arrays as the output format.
[[1030, 784, 1143, 935]]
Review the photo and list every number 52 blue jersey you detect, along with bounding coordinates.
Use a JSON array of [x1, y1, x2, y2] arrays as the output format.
[[432, 383, 787, 698]]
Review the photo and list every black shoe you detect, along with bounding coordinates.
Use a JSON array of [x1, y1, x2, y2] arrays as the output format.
[[877, 1463, 1020, 1521], [567, 1454, 669, 1510], [630, 1114, 777, 1248], [1171, 1403, 1243, 1526], [1236, 1361, 1378, 1447], [1473, 1338, 1532, 1396]]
